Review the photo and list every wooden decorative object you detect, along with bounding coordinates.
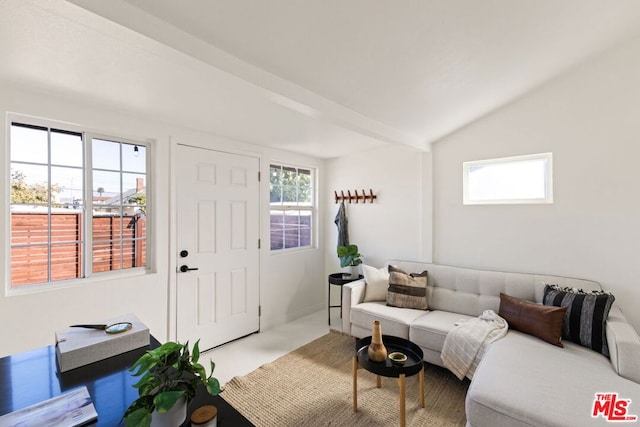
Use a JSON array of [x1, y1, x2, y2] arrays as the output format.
[[367, 320, 387, 362]]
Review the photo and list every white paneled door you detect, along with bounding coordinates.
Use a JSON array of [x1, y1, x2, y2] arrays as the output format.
[[176, 144, 260, 350]]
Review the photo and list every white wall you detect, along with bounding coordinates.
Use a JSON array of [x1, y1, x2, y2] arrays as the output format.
[[324, 145, 432, 277], [0, 82, 324, 356], [257, 155, 326, 331], [432, 35, 640, 332]]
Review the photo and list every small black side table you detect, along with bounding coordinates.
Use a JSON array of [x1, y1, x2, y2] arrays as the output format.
[[328, 273, 363, 325]]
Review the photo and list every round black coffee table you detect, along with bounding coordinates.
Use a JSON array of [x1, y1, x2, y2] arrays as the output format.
[[352, 335, 425, 427]]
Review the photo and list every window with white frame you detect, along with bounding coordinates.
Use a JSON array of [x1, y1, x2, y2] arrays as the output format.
[[269, 164, 314, 251], [9, 118, 149, 288], [463, 152, 553, 205]]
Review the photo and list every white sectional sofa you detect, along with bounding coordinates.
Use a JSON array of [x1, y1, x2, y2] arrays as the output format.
[[341, 260, 640, 427]]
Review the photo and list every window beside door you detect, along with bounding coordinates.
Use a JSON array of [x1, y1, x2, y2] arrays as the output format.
[[9, 117, 150, 288], [269, 164, 314, 251]]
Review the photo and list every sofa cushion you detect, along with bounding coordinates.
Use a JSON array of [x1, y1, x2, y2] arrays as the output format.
[[386, 260, 603, 317], [409, 310, 474, 352], [361, 264, 389, 302], [466, 330, 640, 427], [386, 265, 428, 310], [543, 284, 615, 357], [498, 293, 567, 347], [350, 302, 426, 339]]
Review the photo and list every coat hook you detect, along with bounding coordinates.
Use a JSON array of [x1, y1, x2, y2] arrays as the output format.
[[334, 189, 375, 204]]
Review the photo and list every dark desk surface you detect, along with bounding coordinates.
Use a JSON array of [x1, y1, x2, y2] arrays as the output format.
[[0, 338, 253, 426]]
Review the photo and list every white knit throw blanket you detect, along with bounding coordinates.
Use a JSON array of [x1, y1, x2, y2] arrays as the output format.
[[441, 310, 508, 380]]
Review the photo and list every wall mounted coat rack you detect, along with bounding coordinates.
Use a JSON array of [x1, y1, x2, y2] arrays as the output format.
[[334, 189, 377, 204]]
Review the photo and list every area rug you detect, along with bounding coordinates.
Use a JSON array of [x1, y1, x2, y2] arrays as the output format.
[[222, 330, 469, 426]]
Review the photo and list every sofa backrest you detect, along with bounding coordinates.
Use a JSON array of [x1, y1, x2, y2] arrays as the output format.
[[386, 260, 602, 317]]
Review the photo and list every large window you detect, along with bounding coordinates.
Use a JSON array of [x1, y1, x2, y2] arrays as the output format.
[[463, 153, 553, 205], [9, 119, 149, 288], [269, 164, 314, 251]]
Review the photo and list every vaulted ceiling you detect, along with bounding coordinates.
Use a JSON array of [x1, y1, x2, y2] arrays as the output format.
[[3, 0, 640, 158]]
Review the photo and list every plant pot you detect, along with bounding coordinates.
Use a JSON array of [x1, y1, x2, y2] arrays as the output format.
[[348, 264, 360, 279], [151, 398, 187, 427]]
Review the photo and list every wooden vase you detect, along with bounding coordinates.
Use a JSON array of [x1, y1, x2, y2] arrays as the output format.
[[368, 320, 387, 362]]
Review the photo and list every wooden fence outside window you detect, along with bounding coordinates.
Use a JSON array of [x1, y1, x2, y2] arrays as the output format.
[[10, 212, 146, 286]]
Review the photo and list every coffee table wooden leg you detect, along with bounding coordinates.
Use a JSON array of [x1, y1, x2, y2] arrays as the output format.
[[419, 365, 425, 408], [376, 375, 381, 388], [399, 373, 406, 427], [352, 356, 358, 412]]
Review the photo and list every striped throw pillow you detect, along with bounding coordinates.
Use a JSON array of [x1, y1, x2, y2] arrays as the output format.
[[386, 265, 428, 310], [543, 284, 615, 357]]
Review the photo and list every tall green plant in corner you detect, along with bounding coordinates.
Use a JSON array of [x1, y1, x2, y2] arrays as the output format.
[[123, 340, 221, 427], [337, 244, 362, 268]]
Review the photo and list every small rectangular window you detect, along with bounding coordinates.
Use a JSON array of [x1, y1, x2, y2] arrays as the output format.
[[269, 164, 314, 251], [463, 153, 553, 205]]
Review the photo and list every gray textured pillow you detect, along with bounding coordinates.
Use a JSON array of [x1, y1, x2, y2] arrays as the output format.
[[386, 265, 428, 310]]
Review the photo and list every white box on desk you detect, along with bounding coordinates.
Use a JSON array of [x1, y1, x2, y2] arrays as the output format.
[[55, 313, 150, 372]]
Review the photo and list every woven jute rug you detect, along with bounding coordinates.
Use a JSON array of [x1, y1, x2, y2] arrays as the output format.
[[222, 330, 469, 426]]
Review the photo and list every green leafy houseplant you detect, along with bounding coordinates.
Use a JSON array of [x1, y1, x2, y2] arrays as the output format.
[[123, 340, 221, 427], [337, 244, 362, 268]]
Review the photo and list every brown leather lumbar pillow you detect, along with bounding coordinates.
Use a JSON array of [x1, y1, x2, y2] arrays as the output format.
[[498, 293, 567, 347]]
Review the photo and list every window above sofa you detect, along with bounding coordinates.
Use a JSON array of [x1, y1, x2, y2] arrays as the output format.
[[463, 152, 553, 205]]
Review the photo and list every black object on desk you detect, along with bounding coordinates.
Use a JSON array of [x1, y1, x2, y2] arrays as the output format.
[[328, 273, 364, 325], [0, 337, 254, 426]]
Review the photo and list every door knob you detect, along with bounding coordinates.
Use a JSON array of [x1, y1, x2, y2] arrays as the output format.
[[180, 250, 189, 258], [179, 265, 199, 273]]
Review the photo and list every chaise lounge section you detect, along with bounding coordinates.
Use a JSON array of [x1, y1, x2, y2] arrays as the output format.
[[342, 260, 640, 427]]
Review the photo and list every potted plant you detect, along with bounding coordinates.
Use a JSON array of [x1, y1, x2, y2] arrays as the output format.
[[337, 244, 363, 279], [123, 340, 221, 427]]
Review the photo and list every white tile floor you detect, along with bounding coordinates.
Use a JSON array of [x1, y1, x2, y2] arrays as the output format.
[[202, 309, 344, 386]]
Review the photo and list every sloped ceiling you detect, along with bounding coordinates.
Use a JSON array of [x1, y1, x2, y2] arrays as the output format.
[[4, 0, 640, 158]]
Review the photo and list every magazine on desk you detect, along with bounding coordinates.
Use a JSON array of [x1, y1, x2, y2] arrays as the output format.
[[0, 386, 98, 427]]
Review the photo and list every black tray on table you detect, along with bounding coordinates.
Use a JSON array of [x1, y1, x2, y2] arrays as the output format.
[[355, 335, 424, 378]]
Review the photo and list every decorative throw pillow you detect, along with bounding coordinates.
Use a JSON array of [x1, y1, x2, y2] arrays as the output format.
[[362, 265, 390, 302], [386, 265, 428, 310], [498, 293, 567, 347], [543, 284, 615, 357]]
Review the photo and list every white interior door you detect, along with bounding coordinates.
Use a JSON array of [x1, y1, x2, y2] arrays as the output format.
[[176, 144, 260, 350]]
